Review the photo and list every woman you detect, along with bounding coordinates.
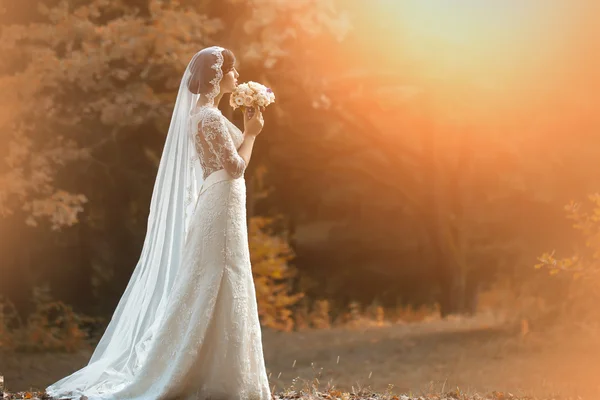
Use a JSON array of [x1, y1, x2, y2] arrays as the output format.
[[46, 46, 271, 400]]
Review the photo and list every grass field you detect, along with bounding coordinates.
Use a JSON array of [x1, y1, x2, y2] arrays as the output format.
[[1, 314, 598, 399]]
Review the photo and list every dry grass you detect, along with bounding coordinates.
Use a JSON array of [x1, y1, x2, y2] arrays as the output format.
[[262, 314, 600, 398], [0, 388, 588, 400], [1, 313, 599, 399]]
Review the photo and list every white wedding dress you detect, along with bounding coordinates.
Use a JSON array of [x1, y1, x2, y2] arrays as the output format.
[[45, 104, 272, 400]]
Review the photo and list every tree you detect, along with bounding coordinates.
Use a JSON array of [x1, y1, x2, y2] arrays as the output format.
[[0, 0, 350, 321], [0, 0, 222, 314]]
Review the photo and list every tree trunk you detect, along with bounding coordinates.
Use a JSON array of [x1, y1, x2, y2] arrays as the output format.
[[420, 102, 479, 317], [420, 102, 461, 316], [464, 276, 480, 315], [438, 265, 466, 317]]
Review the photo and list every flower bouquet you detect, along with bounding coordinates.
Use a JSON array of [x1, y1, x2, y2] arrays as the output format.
[[229, 81, 275, 118]]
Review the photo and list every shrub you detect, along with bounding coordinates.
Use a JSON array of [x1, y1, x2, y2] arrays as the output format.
[[535, 195, 600, 326], [249, 216, 304, 332], [0, 285, 97, 352]]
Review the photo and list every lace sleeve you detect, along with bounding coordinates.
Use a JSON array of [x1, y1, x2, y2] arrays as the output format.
[[201, 110, 246, 179]]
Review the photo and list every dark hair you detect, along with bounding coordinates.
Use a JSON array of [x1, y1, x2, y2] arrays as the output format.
[[187, 48, 236, 95]]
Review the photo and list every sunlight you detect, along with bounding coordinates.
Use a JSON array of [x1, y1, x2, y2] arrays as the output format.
[[393, 0, 545, 44], [347, 0, 593, 126], [367, 0, 568, 77]]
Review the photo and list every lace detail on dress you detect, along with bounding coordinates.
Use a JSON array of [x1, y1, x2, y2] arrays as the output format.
[[207, 47, 224, 103], [45, 46, 270, 400], [184, 46, 224, 219], [191, 106, 246, 179], [185, 139, 197, 209]]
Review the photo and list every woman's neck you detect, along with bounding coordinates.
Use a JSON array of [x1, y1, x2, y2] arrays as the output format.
[[196, 92, 224, 109]]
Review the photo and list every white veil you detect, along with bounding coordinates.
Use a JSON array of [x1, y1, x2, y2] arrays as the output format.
[[46, 46, 225, 398]]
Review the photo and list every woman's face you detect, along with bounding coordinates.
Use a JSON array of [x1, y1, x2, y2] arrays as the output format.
[[220, 66, 239, 94]]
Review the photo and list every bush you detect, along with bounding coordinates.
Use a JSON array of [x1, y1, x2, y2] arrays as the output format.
[[534, 195, 600, 326], [249, 216, 304, 332], [0, 285, 97, 352]]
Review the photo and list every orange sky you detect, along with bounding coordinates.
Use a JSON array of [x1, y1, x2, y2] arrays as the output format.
[[340, 1, 600, 139]]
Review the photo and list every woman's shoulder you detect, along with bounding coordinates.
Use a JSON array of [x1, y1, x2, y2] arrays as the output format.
[[191, 105, 224, 125]]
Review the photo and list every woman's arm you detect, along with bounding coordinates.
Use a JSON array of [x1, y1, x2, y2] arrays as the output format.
[[201, 111, 247, 178], [236, 135, 256, 167], [229, 106, 264, 170], [199, 107, 264, 179]]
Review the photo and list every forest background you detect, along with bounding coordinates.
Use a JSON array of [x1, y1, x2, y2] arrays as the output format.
[[1, 0, 599, 359]]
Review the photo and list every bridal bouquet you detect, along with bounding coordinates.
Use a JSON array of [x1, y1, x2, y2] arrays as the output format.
[[229, 81, 275, 114]]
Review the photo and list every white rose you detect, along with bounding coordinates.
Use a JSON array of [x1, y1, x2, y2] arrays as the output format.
[[257, 98, 265, 107], [235, 96, 244, 106], [248, 81, 261, 91], [244, 96, 254, 107]]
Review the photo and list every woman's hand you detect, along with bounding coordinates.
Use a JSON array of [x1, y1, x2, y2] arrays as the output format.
[[243, 106, 265, 137]]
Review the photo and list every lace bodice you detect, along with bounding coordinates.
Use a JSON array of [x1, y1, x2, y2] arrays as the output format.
[[191, 106, 246, 179]]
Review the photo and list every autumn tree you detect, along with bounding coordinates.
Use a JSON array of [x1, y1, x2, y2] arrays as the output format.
[[0, 0, 348, 323]]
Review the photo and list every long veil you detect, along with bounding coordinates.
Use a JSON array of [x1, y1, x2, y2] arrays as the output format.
[[46, 46, 225, 398]]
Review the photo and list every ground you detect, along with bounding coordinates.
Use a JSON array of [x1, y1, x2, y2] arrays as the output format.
[[1, 315, 598, 398]]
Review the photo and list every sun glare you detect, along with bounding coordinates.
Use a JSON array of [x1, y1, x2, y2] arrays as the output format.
[[348, 0, 596, 122], [367, 0, 569, 77], [397, 1, 547, 43]]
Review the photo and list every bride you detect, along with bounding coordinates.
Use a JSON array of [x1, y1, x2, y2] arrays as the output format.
[[46, 46, 271, 400]]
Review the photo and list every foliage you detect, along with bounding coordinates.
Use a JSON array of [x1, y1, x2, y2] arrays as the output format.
[[534, 195, 600, 324], [291, 297, 440, 331], [0, 285, 97, 352], [2, 0, 600, 336], [225, 0, 351, 69], [0, 0, 351, 226], [249, 216, 304, 331], [0, 0, 223, 229], [0, 0, 353, 326]]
